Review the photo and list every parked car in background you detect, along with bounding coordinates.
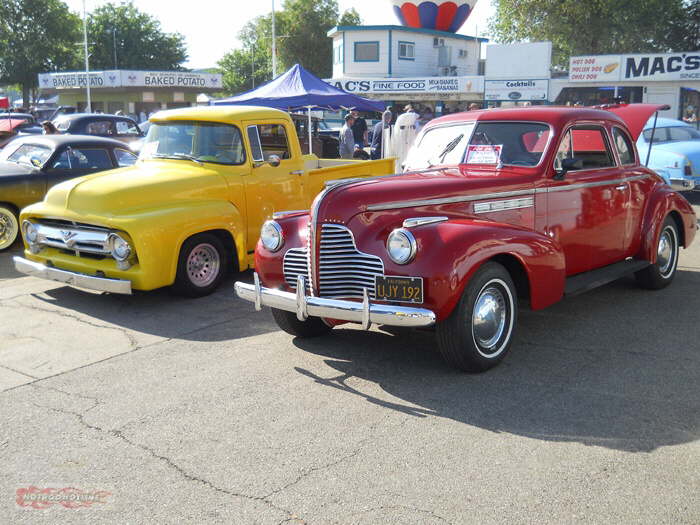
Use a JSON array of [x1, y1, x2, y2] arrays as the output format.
[[236, 104, 696, 373], [636, 117, 699, 190], [0, 135, 137, 250], [290, 113, 340, 158], [53, 114, 144, 147], [0, 113, 42, 148]]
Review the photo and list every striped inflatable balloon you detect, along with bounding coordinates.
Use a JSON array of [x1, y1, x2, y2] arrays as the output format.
[[391, 0, 477, 33]]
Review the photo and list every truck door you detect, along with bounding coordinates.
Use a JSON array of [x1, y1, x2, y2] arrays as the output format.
[[243, 120, 306, 254], [546, 124, 629, 274]]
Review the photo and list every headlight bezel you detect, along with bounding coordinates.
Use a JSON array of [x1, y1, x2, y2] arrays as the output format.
[[260, 220, 284, 252], [22, 220, 38, 244], [386, 228, 417, 265], [108, 233, 132, 262]]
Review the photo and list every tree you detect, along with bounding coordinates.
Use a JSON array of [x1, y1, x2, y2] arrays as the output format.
[[88, 1, 187, 71], [489, 0, 690, 67], [218, 0, 361, 95], [0, 0, 81, 107]]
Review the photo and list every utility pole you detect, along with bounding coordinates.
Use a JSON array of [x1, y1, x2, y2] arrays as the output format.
[[271, 0, 277, 78], [113, 28, 118, 69], [82, 0, 91, 112]]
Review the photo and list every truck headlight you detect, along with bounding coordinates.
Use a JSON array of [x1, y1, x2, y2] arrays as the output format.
[[387, 228, 416, 264], [108, 233, 132, 261], [261, 220, 283, 252], [22, 221, 38, 244]]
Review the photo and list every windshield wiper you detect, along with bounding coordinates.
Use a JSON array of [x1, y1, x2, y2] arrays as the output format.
[[152, 153, 203, 165], [427, 134, 464, 168]]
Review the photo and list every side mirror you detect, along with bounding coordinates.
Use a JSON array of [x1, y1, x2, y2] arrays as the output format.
[[267, 154, 281, 167], [554, 157, 583, 180], [30, 156, 43, 168]]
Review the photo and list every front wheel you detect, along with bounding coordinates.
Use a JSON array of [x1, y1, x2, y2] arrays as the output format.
[[172, 233, 227, 297], [0, 205, 19, 251], [436, 262, 518, 373], [635, 217, 679, 290], [271, 308, 333, 338]]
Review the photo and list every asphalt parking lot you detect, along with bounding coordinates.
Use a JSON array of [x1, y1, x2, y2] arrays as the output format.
[[1, 195, 699, 524]]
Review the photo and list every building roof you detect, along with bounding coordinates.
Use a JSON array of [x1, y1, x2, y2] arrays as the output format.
[[327, 25, 488, 43]]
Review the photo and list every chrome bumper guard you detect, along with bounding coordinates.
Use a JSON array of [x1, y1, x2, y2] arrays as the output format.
[[234, 273, 436, 329], [13, 257, 132, 295]]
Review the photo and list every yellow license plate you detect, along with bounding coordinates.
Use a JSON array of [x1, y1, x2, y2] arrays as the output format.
[[375, 276, 423, 303]]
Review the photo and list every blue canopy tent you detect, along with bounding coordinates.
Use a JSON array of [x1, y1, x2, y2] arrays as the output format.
[[213, 64, 385, 153]]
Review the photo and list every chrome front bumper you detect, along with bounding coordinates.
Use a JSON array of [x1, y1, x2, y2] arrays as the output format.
[[13, 257, 132, 295], [234, 274, 436, 329]]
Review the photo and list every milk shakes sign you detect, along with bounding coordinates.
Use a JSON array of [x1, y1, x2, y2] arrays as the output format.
[[570, 51, 700, 82], [38, 70, 222, 90]]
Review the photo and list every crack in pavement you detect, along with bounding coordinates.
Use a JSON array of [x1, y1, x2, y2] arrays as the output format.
[[0, 364, 37, 380], [354, 504, 453, 524], [31, 401, 300, 522]]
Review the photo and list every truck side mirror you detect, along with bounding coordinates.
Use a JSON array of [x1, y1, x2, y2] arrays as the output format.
[[554, 157, 583, 180], [267, 154, 281, 167]]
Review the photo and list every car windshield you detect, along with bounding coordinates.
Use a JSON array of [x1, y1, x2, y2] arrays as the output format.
[[404, 121, 551, 171], [642, 125, 700, 143], [6, 143, 52, 167], [139, 120, 246, 165]]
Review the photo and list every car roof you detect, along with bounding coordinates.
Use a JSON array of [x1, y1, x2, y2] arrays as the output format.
[[54, 113, 137, 123], [9, 134, 131, 149], [0, 113, 33, 119], [149, 105, 288, 124]]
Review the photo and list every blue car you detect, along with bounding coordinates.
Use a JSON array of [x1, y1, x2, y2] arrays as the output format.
[[636, 117, 699, 191]]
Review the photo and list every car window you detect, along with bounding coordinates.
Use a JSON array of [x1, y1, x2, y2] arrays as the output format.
[[667, 126, 700, 142], [85, 121, 113, 135], [55, 119, 70, 132], [555, 126, 614, 171], [115, 120, 140, 136], [115, 148, 137, 166], [612, 127, 636, 165], [57, 147, 113, 169], [257, 124, 291, 160], [7, 144, 53, 167]]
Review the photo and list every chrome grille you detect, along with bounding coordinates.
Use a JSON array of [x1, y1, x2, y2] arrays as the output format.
[[34, 219, 112, 256], [283, 224, 385, 299], [318, 224, 384, 299]]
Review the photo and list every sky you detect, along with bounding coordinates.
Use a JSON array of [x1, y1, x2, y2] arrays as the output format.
[[64, 0, 496, 70]]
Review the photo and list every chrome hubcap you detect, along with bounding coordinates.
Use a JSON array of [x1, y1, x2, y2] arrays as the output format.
[[186, 243, 220, 287], [472, 285, 507, 351], [0, 211, 17, 248], [657, 227, 676, 277]]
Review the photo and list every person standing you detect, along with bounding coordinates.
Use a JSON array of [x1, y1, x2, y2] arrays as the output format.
[[339, 113, 356, 159], [350, 109, 368, 146], [41, 121, 59, 134], [370, 110, 393, 160]]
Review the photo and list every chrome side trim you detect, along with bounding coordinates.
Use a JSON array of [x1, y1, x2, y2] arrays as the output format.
[[366, 188, 536, 211], [13, 257, 132, 295], [272, 210, 309, 219], [473, 197, 534, 214], [235, 274, 435, 328], [402, 216, 449, 228]]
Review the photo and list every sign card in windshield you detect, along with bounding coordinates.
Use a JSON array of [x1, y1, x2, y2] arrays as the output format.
[[466, 145, 502, 164]]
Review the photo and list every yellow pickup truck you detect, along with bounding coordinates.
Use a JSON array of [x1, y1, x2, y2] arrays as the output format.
[[14, 106, 394, 296]]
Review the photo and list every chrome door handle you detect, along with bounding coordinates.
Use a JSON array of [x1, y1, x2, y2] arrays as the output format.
[[615, 185, 626, 190], [290, 170, 304, 175]]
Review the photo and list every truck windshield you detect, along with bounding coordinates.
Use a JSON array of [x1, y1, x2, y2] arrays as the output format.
[[140, 120, 246, 165], [404, 121, 551, 171]]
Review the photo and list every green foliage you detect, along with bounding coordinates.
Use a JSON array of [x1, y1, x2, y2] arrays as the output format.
[[87, 1, 187, 70], [218, 0, 361, 95], [0, 0, 81, 105], [489, 0, 691, 67]]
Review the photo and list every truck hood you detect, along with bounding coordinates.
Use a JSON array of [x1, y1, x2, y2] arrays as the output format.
[[42, 160, 228, 215], [315, 166, 535, 223]]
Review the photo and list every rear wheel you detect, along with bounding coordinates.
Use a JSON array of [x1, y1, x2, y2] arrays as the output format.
[[271, 308, 333, 338], [436, 262, 518, 373], [635, 217, 679, 290], [172, 233, 227, 297], [0, 205, 18, 251]]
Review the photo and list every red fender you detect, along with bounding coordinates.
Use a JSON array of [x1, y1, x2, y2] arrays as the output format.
[[637, 188, 697, 263]]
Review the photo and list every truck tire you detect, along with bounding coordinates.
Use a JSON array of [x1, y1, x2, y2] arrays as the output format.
[[271, 308, 333, 338], [635, 216, 679, 290], [436, 262, 518, 373], [173, 233, 227, 297], [0, 205, 19, 251]]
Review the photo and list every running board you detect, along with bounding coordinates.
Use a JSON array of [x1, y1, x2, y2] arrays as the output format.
[[565, 259, 650, 296]]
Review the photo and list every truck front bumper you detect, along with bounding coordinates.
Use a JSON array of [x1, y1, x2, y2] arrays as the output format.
[[13, 257, 132, 295], [234, 273, 436, 329]]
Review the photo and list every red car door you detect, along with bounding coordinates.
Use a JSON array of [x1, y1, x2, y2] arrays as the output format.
[[546, 123, 629, 275]]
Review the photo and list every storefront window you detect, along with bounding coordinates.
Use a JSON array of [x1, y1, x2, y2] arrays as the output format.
[[354, 42, 379, 62], [398, 42, 415, 60], [680, 87, 699, 128]]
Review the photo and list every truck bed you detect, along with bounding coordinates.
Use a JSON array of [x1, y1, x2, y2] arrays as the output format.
[[303, 155, 396, 197]]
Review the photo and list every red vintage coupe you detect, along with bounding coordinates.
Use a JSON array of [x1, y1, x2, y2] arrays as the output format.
[[235, 104, 697, 372]]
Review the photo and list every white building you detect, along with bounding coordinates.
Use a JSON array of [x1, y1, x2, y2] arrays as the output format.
[[327, 25, 486, 108]]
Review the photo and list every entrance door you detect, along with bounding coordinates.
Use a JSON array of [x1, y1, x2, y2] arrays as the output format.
[[546, 124, 629, 275], [242, 120, 306, 254]]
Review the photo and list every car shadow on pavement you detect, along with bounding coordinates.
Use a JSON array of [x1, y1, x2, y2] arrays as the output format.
[[291, 271, 700, 453], [27, 270, 277, 343], [0, 244, 23, 280]]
